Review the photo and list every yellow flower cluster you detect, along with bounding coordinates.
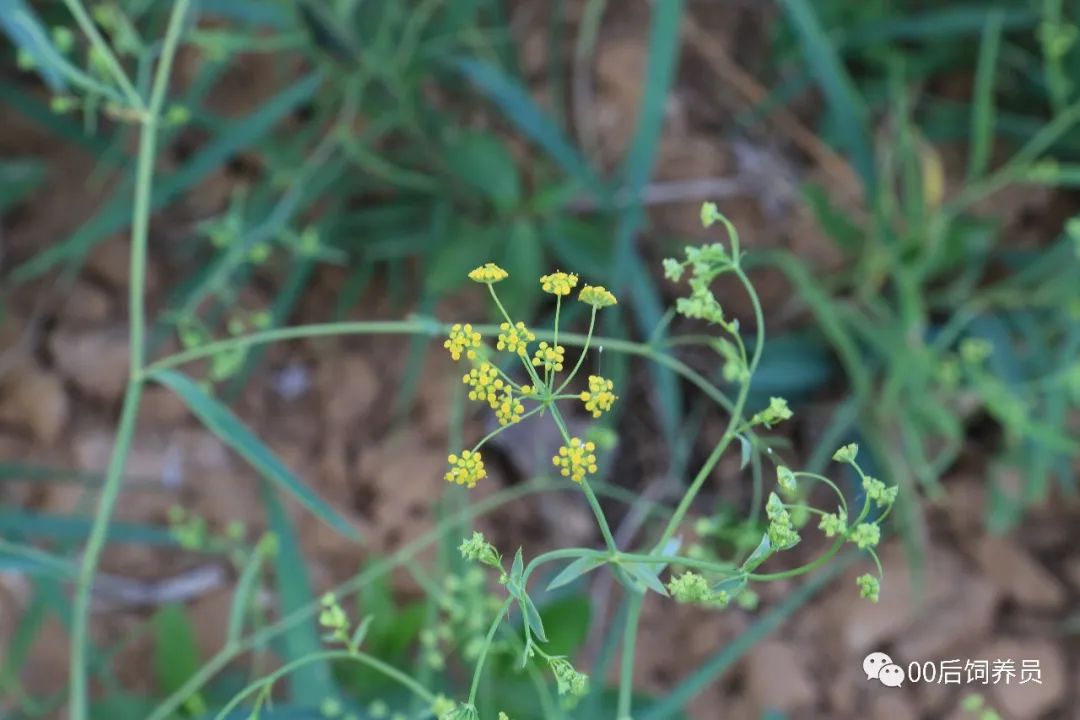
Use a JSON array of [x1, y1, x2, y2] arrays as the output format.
[[540, 271, 579, 296], [446, 450, 487, 488], [497, 321, 535, 356], [580, 375, 617, 418], [468, 262, 509, 284], [531, 341, 565, 372], [553, 437, 598, 483], [463, 362, 504, 406], [494, 390, 525, 426], [579, 285, 617, 309], [444, 323, 481, 361]]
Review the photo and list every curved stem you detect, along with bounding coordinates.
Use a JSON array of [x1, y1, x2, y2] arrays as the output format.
[[215, 649, 434, 720], [556, 307, 596, 394], [748, 536, 845, 581], [547, 405, 618, 553], [70, 7, 192, 716], [654, 267, 765, 549], [467, 596, 513, 705], [793, 471, 849, 515]]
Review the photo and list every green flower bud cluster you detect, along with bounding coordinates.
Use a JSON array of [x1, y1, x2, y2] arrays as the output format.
[[459, 531, 502, 569], [666, 571, 732, 608], [751, 397, 793, 428], [856, 574, 880, 603], [765, 493, 800, 549], [548, 656, 589, 697], [319, 593, 350, 645]]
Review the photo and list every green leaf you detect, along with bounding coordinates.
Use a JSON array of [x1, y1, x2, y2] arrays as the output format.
[[0, 1, 68, 90], [0, 158, 45, 214], [0, 510, 176, 546], [737, 434, 752, 470], [546, 555, 606, 591], [426, 216, 496, 294], [153, 370, 360, 541], [801, 182, 863, 255], [778, 0, 875, 193], [152, 605, 205, 715], [297, 0, 360, 63], [496, 220, 543, 321], [520, 592, 548, 643], [444, 131, 521, 209], [710, 574, 748, 596], [537, 595, 591, 657], [741, 533, 773, 572], [261, 481, 336, 705], [622, 562, 669, 597], [511, 548, 524, 586], [226, 547, 266, 645], [450, 57, 606, 196], [967, 10, 1004, 181]]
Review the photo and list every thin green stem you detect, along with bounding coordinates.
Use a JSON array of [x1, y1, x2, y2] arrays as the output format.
[[468, 596, 514, 704], [616, 592, 644, 720], [654, 267, 765, 549], [556, 307, 596, 394], [793, 471, 849, 515], [748, 537, 845, 581], [215, 649, 434, 719], [147, 478, 565, 720], [547, 405, 618, 553], [469, 405, 546, 453], [69, 7, 190, 717], [69, 382, 143, 720], [60, 0, 143, 108], [612, 552, 737, 574]]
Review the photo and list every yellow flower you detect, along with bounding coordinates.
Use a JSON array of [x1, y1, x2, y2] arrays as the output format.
[[446, 450, 487, 488], [579, 285, 617, 309], [552, 437, 597, 483], [540, 271, 579, 296], [494, 390, 525, 426], [444, 323, 482, 361], [579, 375, 617, 418], [468, 262, 509, 284], [531, 341, 565, 372], [463, 362, 504, 406], [497, 321, 535, 355]]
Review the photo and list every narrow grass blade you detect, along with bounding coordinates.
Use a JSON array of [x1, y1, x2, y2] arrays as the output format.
[[778, 0, 875, 193], [0, 511, 176, 546], [226, 545, 267, 645], [153, 370, 360, 542], [0, 82, 109, 153], [450, 57, 607, 197], [0, 0, 68, 90], [260, 481, 336, 707], [967, 11, 1004, 181], [611, 1, 684, 445]]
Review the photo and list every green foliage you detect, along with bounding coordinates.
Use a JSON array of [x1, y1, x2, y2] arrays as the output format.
[[3, 1, 1076, 719]]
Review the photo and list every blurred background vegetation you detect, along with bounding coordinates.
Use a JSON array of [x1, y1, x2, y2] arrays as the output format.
[[1, 1, 1079, 718]]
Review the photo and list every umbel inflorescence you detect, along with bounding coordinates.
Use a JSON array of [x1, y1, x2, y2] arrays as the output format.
[[442, 265, 619, 490]]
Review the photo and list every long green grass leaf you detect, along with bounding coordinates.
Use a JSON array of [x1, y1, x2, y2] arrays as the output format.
[[153, 370, 360, 542], [967, 10, 1004, 181], [778, 0, 875, 193], [450, 57, 607, 196], [260, 481, 336, 706], [612, 0, 684, 444]]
